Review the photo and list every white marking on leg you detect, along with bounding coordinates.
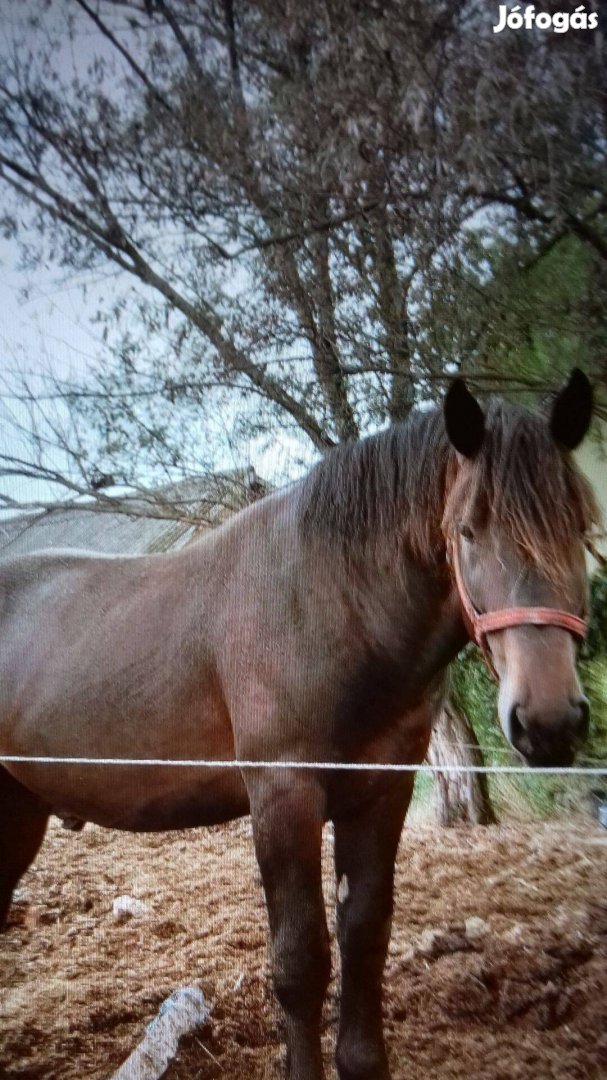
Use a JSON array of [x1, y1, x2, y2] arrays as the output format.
[[337, 874, 349, 904]]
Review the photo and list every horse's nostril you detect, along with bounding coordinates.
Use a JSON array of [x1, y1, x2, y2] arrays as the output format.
[[509, 704, 533, 758], [573, 698, 590, 742], [509, 704, 523, 739]]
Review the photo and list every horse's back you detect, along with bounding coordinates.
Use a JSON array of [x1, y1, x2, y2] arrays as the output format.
[[0, 545, 250, 829], [0, 547, 146, 604], [0, 545, 206, 696], [0, 548, 155, 659]]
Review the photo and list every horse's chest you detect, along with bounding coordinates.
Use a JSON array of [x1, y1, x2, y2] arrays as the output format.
[[331, 667, 444, 775]]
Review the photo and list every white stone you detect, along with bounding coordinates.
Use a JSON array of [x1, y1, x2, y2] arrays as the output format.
[[465, 916, 489, 942], [417, 928, 441, 955], [112, 895, 149, 920]]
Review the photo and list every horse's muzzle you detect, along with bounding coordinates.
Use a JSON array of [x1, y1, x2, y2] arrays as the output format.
[[509, 697, 590, 767]]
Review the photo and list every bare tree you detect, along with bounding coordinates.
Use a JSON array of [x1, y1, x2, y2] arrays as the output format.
[[0, 2, 603, 473]]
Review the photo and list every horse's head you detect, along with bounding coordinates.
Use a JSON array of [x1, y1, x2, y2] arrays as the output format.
[[443, 370, 597, 767]]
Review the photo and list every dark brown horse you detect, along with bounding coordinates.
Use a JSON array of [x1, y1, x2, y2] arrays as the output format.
[[0, 372, 598, 1080]]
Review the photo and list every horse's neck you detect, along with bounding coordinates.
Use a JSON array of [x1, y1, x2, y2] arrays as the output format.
[[328, 531, 464, 674]]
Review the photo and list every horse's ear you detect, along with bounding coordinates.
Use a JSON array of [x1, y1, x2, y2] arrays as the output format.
[[444, 379, 485, 457], [549, 368, 593, 450]]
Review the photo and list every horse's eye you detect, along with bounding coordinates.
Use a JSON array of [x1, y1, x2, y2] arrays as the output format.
[[460, 524, 475, 542]]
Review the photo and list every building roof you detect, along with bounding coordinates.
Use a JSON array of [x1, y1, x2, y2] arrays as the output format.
[[0, 470, 266, 558]]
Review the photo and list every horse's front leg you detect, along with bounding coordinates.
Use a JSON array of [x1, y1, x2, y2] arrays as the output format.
[[248, 770, 330, 1080], [333, 776, 415, 1080]]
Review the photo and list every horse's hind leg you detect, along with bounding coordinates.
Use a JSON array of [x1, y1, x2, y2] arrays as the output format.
[[0, 768, 49, 930]]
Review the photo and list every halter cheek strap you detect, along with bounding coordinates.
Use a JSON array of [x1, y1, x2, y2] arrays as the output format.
[[451, 543, 587, 673]]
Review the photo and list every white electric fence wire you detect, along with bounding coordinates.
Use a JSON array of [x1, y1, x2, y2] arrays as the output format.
[[1, 755, 606, 776]]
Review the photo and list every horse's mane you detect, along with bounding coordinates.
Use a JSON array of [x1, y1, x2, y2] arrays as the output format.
[[300, 400, 599, 582], [300, 409, 450, 563]]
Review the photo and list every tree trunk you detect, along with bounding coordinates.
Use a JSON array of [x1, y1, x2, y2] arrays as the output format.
[[371, 207, 415, 422], [426, 698, 497, 826]]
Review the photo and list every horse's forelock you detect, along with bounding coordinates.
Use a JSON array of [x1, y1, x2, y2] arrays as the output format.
[[443, 401, 600, 584]]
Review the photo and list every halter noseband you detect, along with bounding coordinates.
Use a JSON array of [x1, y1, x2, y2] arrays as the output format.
[[451, 542, 587, 676]]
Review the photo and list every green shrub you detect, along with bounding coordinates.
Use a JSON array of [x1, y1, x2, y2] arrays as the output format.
[[585, 566, 607, 661]]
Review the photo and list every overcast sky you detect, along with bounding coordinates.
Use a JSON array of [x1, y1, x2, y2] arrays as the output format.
[[0, 4, 121, 506], [0, 4, 316, 513]]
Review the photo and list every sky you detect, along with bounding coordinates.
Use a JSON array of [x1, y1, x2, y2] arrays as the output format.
[[0, 3, 316, 513], [0, 237, 313, 508], [0, 3, 122, 507], [0, 228, 141, 508]]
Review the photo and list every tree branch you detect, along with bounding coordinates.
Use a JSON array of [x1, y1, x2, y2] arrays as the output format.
[[74, 0, 173, 112]]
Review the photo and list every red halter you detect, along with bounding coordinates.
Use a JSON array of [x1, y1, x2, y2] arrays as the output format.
[[451, 542, 587, 676]]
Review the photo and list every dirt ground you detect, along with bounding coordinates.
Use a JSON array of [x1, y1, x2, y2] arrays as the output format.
[[1, 816, 606, 1080]]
